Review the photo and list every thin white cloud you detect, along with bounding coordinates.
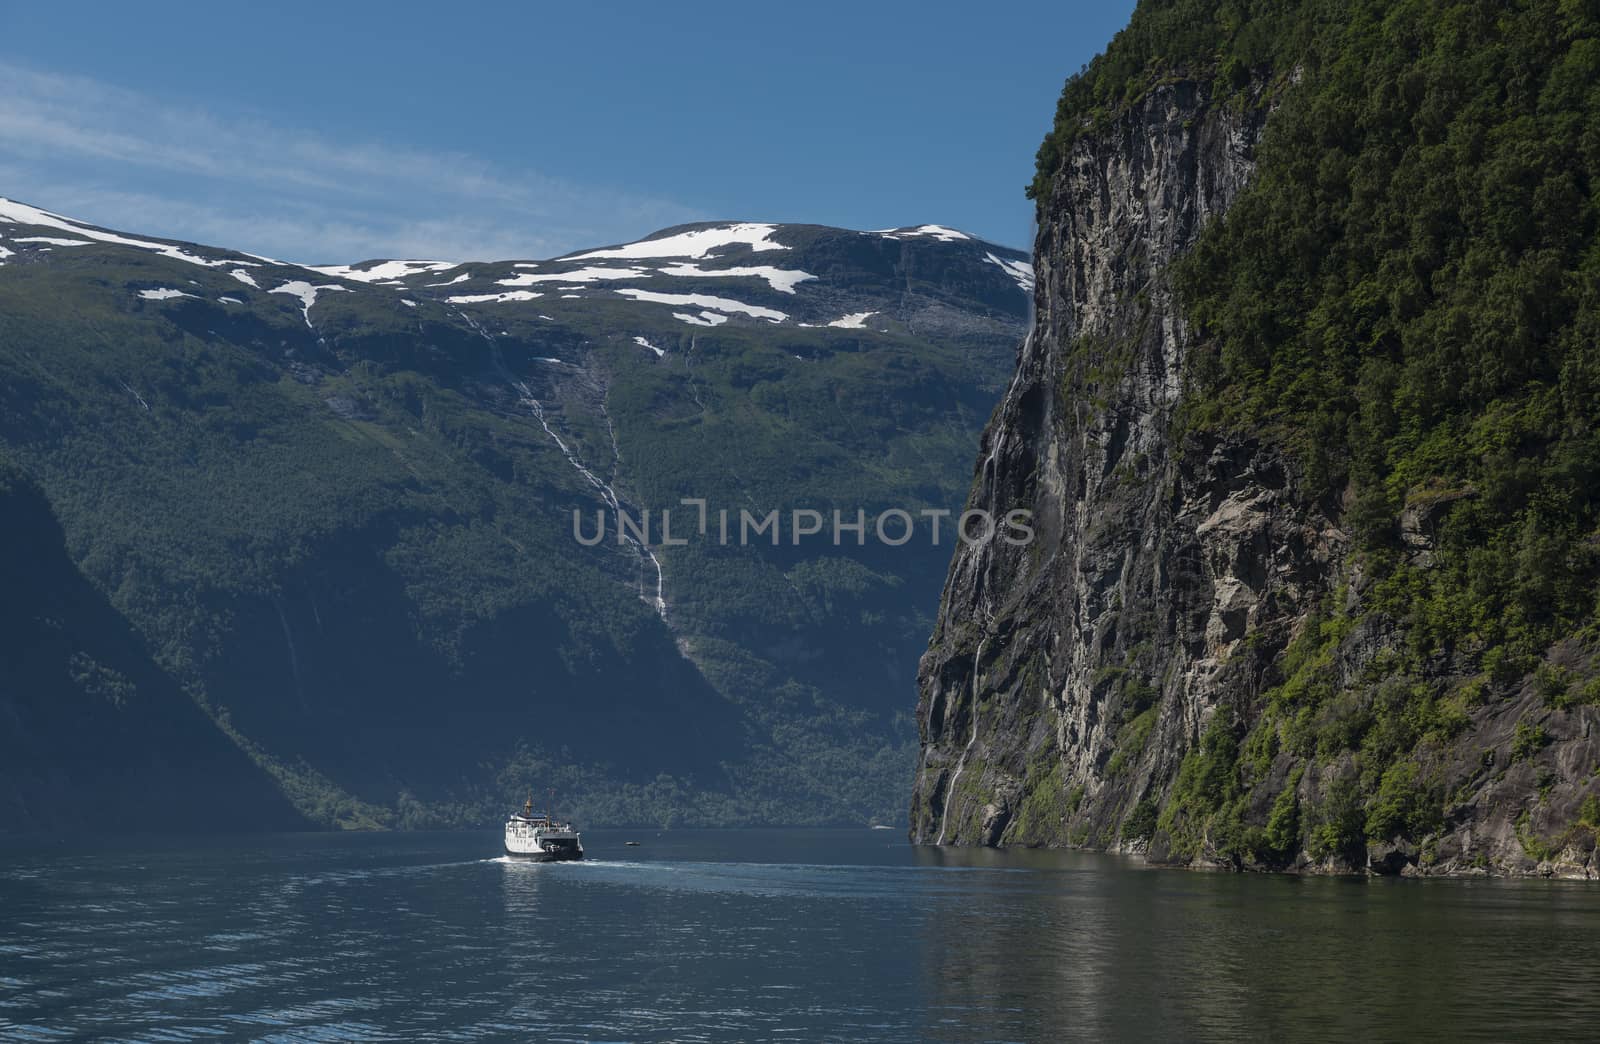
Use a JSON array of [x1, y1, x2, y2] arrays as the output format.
[[0, 62, 705, 263]]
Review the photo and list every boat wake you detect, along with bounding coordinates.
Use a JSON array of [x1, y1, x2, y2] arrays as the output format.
[[485, 855, 645, 868]]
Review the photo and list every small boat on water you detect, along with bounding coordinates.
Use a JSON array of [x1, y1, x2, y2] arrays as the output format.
[[504, 793, 584, 861]]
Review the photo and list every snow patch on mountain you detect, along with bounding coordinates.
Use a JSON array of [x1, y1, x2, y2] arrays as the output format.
[[876, 224, 971, 242], [633, 336, 665, 357], [497, 266, 650, 287], [15, 236, 91, 246], [984, 252, 1035, 293], [569, 223, 786, 262], [0, 197, 239, 269], [270, 281, 349, 328], [229, 268, 260, 288], [673, 311, 729, 327], [308, 259, 457, 283], [614, 288, 786, 322], [654, 262, 815, 294], [271, 281, 331, 310], [447, 290, 544, 304], [827, 312, 875, 329], [137, 288, 195, 301]]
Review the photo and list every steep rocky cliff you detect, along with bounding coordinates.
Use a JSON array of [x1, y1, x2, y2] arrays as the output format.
[[914, 0, 1600, 877], [912, 77, 1288, 849]]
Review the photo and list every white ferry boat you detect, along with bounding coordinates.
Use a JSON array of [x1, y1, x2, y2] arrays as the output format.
[[504, 794, 584, 861]]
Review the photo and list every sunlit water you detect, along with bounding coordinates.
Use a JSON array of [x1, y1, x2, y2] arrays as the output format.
[[2, 829, 1598, 1041]]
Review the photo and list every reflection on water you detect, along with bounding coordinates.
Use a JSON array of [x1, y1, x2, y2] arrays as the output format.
[[913, 844, 1600, 1041], [0, 830, 1597, 1040]]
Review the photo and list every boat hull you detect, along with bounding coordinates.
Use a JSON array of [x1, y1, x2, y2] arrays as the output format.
[[503, 845, 584, 862]]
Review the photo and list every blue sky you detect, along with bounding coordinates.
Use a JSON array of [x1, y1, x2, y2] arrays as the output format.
[[0, 2, 1135, 264]]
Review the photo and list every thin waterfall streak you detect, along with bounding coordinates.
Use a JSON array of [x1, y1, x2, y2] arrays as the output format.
[[455, 308, 668, 621]]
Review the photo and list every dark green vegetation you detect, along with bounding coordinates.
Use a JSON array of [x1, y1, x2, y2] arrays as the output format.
[[1032, 0, 1600, 867], [1178, 0, 1600, 664], [0, 214, 1027, 831], [0, 453, 305, 829]]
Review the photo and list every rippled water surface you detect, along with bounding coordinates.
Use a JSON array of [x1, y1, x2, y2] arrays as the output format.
[[3, 829, 1599, 1041]]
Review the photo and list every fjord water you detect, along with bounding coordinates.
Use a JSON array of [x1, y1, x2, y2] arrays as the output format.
[[3, 831, 1597, 1041]]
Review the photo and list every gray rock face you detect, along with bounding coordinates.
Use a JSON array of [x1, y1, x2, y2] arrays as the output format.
[[912, 79, 1279, 849], [908, 78, 1600, 877]]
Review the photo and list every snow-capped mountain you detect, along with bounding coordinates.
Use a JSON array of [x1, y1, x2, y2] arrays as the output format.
[[0, 194, 1031, 833], [317, 220, 1031, 325], [0, 198, 1030, 336]]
